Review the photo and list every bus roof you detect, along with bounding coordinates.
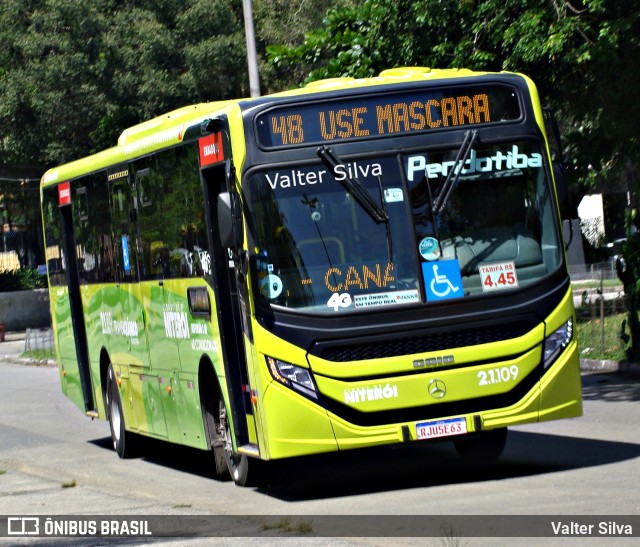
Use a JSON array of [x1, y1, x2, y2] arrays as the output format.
[[41, 67, 526, 188], [41, 100, 235, 187]]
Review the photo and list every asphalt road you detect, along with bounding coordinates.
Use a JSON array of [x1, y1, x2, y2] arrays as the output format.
[[0, 358, 638, 546]]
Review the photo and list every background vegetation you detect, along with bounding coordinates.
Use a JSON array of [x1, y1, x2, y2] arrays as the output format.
[[577, 313, 627, 361], [2, 1, 638, 202], [0, 269, 47, 291], [1, 0, 636, 185]]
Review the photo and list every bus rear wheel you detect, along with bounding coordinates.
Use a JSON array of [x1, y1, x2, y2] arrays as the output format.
[[453, 428, 507, 462], [106, 363, 138, 458], [217, 399, 263, 487]]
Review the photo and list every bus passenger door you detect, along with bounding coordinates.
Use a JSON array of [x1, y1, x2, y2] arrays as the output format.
[[58, 194, 95, 414], [134, 165, 181, 380], [108, 169, 162, 436], [201, 157, 258, 455]]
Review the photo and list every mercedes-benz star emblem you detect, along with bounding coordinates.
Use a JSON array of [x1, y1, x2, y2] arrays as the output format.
[[428, 379, 447, 399]]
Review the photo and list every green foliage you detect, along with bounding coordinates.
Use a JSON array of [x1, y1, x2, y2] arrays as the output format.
[[254, 0, 341, 92], [618, 217, 640, 359], [0, 0, 354, 163], [0, 0, 247, 167], [576, 312, 628, 362], [268, 1, 640, 204], [0, 268, 47, 292], [21, 348, 56, 362], [268, 0, 403, 83]]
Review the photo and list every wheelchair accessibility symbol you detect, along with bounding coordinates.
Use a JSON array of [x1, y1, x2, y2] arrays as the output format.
[[422, 260, 463, 301]]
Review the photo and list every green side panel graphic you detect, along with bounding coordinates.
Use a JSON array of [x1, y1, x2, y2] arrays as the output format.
[[62, 279, 219, 450], [51, 288, 85, 413]]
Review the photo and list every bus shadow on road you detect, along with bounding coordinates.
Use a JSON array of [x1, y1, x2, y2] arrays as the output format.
[[254, 431, 640, 500], [89, 435, 221, 480], [91, 428, 640, 501]]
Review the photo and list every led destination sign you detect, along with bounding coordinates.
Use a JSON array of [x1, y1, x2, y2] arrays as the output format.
[[256, 84, 521, 149]]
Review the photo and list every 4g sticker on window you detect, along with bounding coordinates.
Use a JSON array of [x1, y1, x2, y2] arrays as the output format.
[[327, 290, 420, 311], [327, 292, 353, 311]]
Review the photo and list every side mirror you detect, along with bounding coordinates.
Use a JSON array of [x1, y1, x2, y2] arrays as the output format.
[[217, 191, 243, 249]]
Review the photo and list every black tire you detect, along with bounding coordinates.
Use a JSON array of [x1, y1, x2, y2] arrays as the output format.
[[218, 399, 264, 487], [106, 363, 138, 458], [453, 428, 507, 462], [202, 389, 230, 481]]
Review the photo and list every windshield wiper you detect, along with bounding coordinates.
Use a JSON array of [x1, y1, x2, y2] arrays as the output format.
[[317, 145, 388, 224], [432, 129, 478, 214]]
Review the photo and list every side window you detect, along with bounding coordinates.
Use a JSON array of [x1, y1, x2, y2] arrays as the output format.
[[72, 176, 115, 283], [73, 176, 114, 284], [136, 158, 168, 280], [42, 187, 66, 286], [72, 185, 91, 283], [90, 172, 116, 283], [134, 146, 209, 281], [108, 168, 138, 283]]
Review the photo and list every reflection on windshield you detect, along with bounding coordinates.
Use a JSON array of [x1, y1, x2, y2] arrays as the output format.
[[246, 157, 419, 314], [245, 140, 562, 314], [407, 141, 561, 298]]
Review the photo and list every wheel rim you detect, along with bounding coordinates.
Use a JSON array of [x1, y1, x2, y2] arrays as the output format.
[[110, 390, 121, 445], [218, 400, 242, 479], [217, 401, 232, 456]]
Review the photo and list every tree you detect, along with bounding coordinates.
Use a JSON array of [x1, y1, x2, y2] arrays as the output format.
[[0, 0, 108, 164], [269, 0, 640, 357], [0, 0, 248, 167], [269, 0, 640, 189]]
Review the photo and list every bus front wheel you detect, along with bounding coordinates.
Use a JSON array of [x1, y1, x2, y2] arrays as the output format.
[[202, 393, 230, 481], [453, 428, 507, 462], [218, 399, 263, 487], [106, 364, 138, 458]]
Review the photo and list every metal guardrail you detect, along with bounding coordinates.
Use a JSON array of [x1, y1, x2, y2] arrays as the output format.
[[24, 327, 54, 353], [568, 261, 618, 282], [570, 262, 626, 318]]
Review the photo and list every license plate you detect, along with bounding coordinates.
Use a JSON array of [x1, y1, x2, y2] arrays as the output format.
[[416, 417, 467, 440]]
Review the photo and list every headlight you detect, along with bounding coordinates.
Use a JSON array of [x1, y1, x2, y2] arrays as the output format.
[[266, 357, 318, 399], [542, 318, 573, 369]]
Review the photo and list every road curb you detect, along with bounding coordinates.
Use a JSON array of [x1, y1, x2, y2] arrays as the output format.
[[0, 355, 57, 367], [579, 358, 640, 375]]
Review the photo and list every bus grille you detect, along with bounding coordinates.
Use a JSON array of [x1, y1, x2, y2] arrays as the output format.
[[314, 321, 533, 362]]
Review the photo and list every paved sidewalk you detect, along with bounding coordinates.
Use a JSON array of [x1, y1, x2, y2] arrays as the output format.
[[0, 329, 56, 366], [0, 330, 27, 359], [2, 330, 27, 343]]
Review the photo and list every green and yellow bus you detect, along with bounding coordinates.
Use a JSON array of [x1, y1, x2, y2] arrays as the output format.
[[41, 67, 581, 486]]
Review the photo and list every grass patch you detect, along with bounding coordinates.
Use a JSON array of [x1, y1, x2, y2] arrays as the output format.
[[572, 279, 622, 290], [61, 479, 77, 488], [576, 312, 629, 361], [260, 517, 313, 535], [20, 349, 56, 362], [0, 470, 6, 475]]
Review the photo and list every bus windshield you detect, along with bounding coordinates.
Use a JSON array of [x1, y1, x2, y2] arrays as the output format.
[[245, 139, 562, 315]]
